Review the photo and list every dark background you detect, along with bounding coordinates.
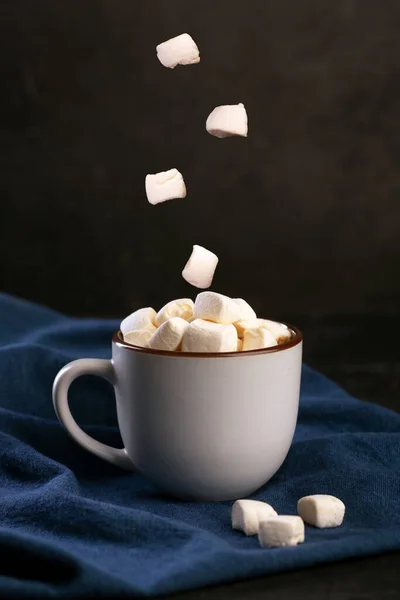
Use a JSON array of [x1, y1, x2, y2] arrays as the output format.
[[2, 0, 400, 321]]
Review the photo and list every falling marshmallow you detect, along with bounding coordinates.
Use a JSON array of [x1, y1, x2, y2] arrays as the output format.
[[120, 307, 157, 335], [155, 298, 194, 327], [123, 329, 152, 348], [181, 319, 237, 353], [182, 245, 219, 289], [145, 169, 186, 205], [193, 291, 243, 325], [297, 495, 345, 528], [258, 516, 305, 548], [242, 326, 278, 351], [148, 317, 189, 351], [232, 500, 278, 536], [206, 103, 248, 138], [156, 33, 200, 68]]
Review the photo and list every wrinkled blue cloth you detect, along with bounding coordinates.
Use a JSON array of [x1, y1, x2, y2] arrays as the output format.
[[0, 293, 399, 598]]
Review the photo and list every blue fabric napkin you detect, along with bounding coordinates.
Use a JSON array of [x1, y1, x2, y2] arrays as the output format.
[[0, 293, 399, 597]]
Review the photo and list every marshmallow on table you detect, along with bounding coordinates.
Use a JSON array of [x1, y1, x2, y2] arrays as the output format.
[[232, 500, 277, 536], [258, 516, 305, 548], [120, 307, 157, 335], [123, 330, 152, 348], [156, 33, 200, 69], [297, 495, 345, 528], [148, 317, 189, 351], [206, 103, 248, 138], [145, 169, 186, 205], [242, 326, 278, 351], [155, 298, 194, 326], [258, 319, 292, 344], [181, 319, 237, 353], [193, 291, 243, 324], [182, 245, 219, 289]]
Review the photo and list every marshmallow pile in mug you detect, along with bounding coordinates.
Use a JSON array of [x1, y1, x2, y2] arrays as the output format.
[[120, 291, 292, 353]]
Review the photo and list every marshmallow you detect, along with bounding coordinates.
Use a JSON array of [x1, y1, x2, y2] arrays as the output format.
[[258, 516, 305, 548], [232, 500, 278, 536], [206, 103, 248, 138], [233, 319, 256, 338], [120, 307, 157, 335], [155, 298, 194, 326], [237, 338, 243, 351], [156, 33, 200, 69], [193, 292, 242, 325], [258, 319, 292, 344], [231, 299, 258, 338], [242, 326, 278, 351], [297, 495, 345, 528], [181, 319, 237, 353], [123, 329, 152, 348], [233, 298, 257, 321], [148, 317, 189, 352], [182, 245, 219, 289], [145, 169, 186, 205]]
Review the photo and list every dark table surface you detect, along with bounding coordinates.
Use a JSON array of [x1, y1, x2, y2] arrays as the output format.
[[157, 316, 400, 600]]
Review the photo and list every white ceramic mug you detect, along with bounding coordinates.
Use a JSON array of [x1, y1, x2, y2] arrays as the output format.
[[52, 324, 303, 501]]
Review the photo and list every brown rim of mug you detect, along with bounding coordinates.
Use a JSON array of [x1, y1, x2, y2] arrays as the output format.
[[112, 322, 302, 358]]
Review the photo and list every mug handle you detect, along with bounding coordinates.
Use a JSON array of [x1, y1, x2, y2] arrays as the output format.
[[52, 358, 134, 470]]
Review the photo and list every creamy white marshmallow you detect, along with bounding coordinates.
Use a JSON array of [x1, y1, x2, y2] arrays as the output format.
[[120, 307, 157, 335], [232, 500, 278, 536], [258, 319, 292, 344], [193, 292, 242, 324], [233, 298, 257, 321], [181, 319, 237, 352], [206, 103, 248, 138], [297, 495, 345, 528], [148, 317, 189, 351], [145, 169, 186, 205], [242, 326, 278, 351], [233, 319, 257, 338], [155, 298, 194, 326], [182, 245, 219, 289], [231, 299, 258, 338], [156, 33, 200, 68], [258, 516, 305, 548], [123, 329, 152, 348]]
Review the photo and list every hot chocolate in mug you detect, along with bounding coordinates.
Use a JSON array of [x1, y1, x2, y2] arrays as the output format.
[[52, 325, 303, 501]]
